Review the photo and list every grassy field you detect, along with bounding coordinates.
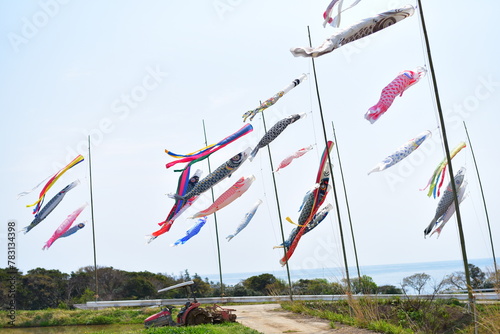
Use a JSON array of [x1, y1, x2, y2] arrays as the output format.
[[2, 300, 499, 333], [1, 307, 158, 327], [0, 306, 260, 334], [143, 322, 260, 334]]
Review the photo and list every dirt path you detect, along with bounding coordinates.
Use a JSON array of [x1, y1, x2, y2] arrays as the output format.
[[230, 304, 378, 334]]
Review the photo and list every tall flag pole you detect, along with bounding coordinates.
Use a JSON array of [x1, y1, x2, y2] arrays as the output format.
[[416, 1, 473, 303], [331, 122, 361, 282], [261, 110, 294, 301], [307, 25, 351, 292], [202, 120, 225, 296], [463, 121, 498, 283], [88, 135, 98, 301]]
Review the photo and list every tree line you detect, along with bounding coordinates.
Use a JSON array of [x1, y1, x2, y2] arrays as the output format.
[[1, 263, 497, 310]]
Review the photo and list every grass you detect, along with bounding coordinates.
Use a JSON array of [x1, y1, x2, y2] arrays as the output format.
[[0, 307, 160, 327], [280, 298, 484, 334], [73, 322, 261, 334], [282, 297, 500, 334], [281, 299, 410, 334], [143, 322, 260, 333], [2, 300, 499, 333], [456, 303, 500, 334], [0, 306, 260, 334]]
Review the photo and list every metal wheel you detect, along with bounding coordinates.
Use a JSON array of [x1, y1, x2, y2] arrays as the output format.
[[185, 307, 212, 326]]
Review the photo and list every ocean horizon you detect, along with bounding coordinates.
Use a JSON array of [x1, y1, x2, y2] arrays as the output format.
[[202, 257, 498, 288]]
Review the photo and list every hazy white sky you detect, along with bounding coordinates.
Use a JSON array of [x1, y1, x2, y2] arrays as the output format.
[[1, 0, 499, 286]]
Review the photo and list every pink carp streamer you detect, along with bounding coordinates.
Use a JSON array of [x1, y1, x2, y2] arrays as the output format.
[[365, 67, 426, 123], [274, 145, 313, 172], [42, 203, 88, 250], [24, 155, 84, 215], [189, 175, 255, 219], [421, 142, 467, 198]]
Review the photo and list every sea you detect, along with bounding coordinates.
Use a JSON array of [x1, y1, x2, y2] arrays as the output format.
[[202, 257, 498, 287]]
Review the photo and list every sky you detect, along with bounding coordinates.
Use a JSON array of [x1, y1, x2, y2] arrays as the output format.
[[1, 0, 499, 287]]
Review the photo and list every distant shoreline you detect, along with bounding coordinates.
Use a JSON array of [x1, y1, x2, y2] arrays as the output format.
[[200, 257, 499, 286]]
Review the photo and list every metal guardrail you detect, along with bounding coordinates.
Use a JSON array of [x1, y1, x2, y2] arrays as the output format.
[[74, 292, 499, 309]]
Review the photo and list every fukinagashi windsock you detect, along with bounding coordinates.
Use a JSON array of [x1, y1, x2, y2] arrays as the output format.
[[189, 175, 255, 219], [42, 203, 88, 250], [368, 130, 431, 175], [421, 142, 467, 198], [22, 155, 84, 215], [165, 123, 253, 169], [365, 67, 426, 123], [424, 167, 466, 237], [163, 168, 202, 222], [274, 145, 313, 173], [226, 199, 262, 241], [291, 5, 415, 58], [22, 180, 80, 234], [170, 148, 251, 202], [280, 141, 334, 266], [146, 169, 202, 244], [147, 195, 199, 243], [249, 113, 306, 161], [242, 74, 307, 122]]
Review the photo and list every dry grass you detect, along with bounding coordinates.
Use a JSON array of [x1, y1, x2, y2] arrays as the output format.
[[281, 297, 480, 334], [458, 302, 500, 334]]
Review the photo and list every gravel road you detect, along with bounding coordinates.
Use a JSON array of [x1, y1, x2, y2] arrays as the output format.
[[230, 303, 378, 334]]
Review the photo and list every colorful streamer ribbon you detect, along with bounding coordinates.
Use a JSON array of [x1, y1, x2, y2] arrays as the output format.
[[165, 123, 253, 169], [26, 155, 84, 215], [421, 142, 466, 198]]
